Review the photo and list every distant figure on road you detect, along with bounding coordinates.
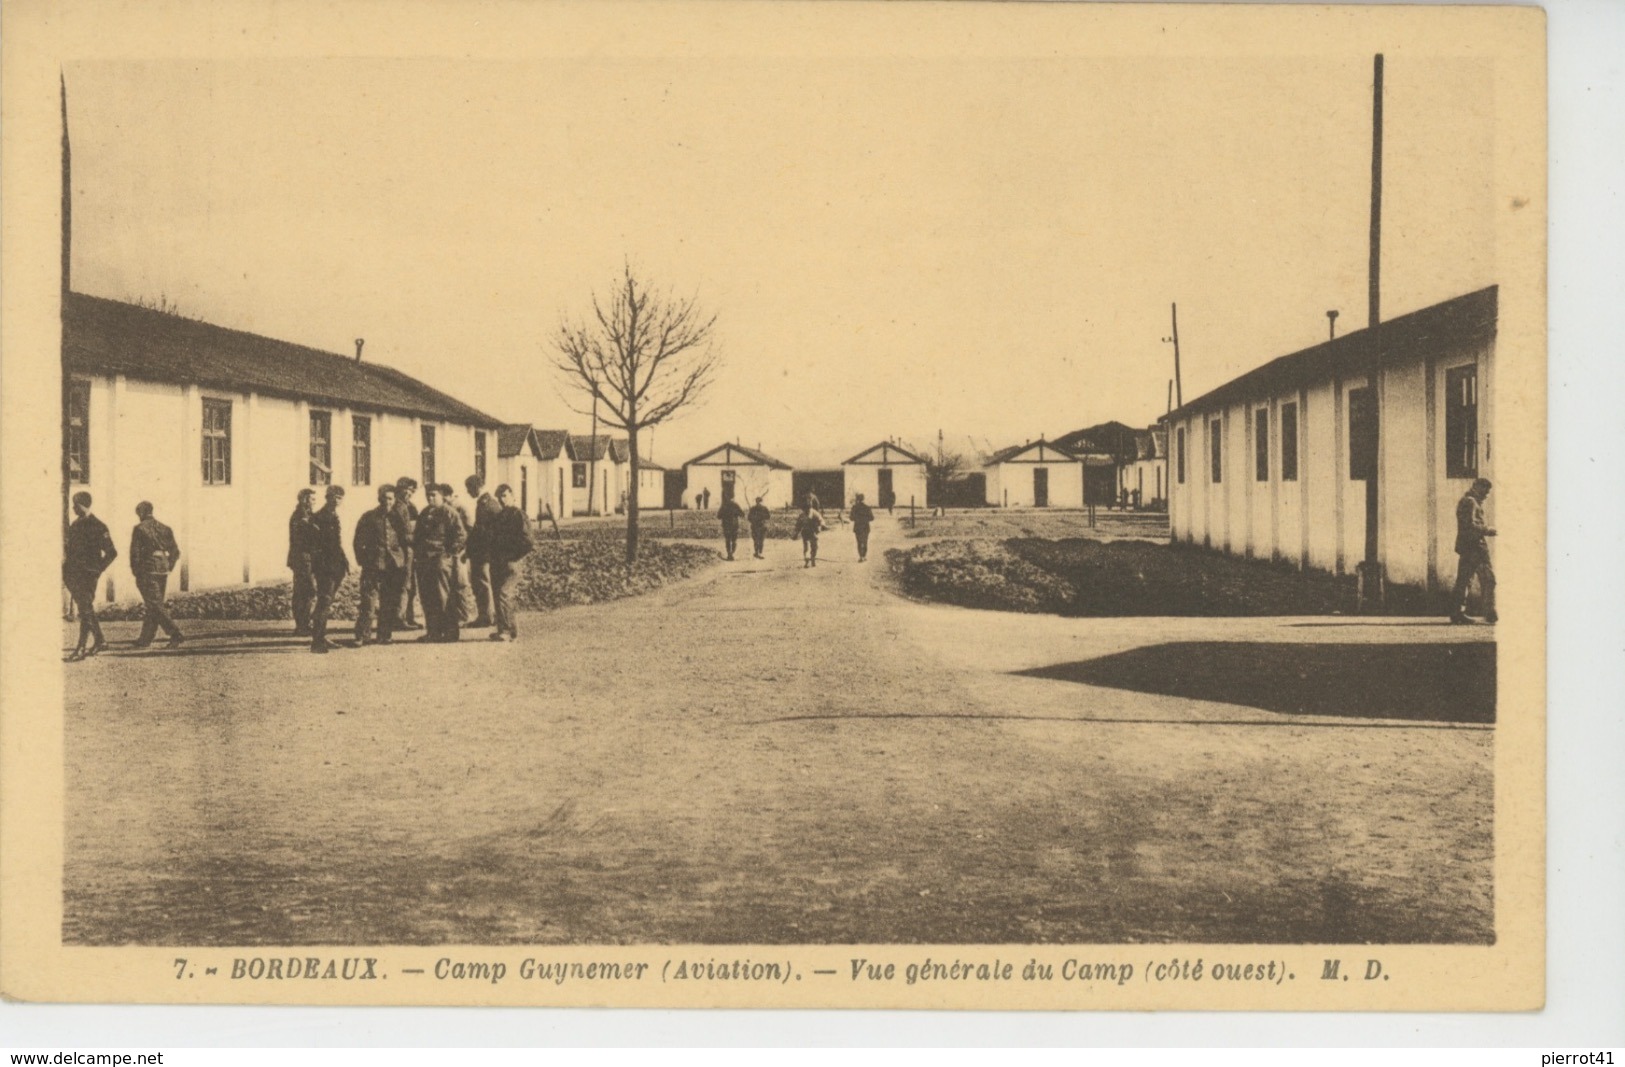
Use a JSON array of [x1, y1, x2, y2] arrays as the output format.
[[352, 484, 406, 646], [392, 477, 422, 631], [308, 486, 349, 654], [129, 501, 185, 650], [414, 482, 467, 643], [63, 491, 117, 661], [1450, 477, 1497, 625], [746, 496, 771, 559], [486, 484, 533, 642], [796, 499, 824, 568], [849, 493, 875, 563], [700, 487, 711, 511], [287, 488, 317, 636], [717, 496, 745, 560]]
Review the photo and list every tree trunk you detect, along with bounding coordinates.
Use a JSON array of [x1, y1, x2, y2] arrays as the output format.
[[625, 423, 641, 565]]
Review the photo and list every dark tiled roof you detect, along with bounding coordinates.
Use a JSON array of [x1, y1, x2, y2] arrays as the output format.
[[571, 434, 628, 463], [533, 429, 572, 460], [63, 292, 502, 427], [498, 424, 535, 458], [842, 441, 928, 466], [1054, 420, 1136, 459], [683, 442, 793, 470], [1170, 286, 1498, 420]]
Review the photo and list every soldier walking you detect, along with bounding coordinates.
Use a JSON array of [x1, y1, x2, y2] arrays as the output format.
[[129, 501, 184, 649], [287, 488, 317, 636], [1450, 477, 1498, 625], [63, 491, 118, 660], [849, 492, 875, 562], [746, 496, 771, 559], [413, 483, 466, 642], [352, 484, 406, 646], [717, 495, 745, 561], [309, 486, 350, 653], [486, 484, 533, 642]]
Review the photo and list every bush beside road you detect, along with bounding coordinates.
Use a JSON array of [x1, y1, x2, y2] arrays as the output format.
[[93, 540, 719, 622]]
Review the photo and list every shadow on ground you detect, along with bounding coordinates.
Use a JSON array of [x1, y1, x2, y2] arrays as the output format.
[[1014, 641, 1495, 724]]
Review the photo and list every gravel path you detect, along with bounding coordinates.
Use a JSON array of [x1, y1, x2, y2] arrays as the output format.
[[64, 517, 1492, 945]]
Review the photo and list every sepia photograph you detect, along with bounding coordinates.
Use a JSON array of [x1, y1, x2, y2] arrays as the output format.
[[1, 0, 1546, 1013]]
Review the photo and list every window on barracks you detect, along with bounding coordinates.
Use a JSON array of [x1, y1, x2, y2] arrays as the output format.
[[572, 462, 587, 488], [421, 424, 436, 487], [66, 378, 91, 484], [1176, 427, 1186, 484], [475, 431, 488, 484], [1254, 407, 1270, 481], [201, 398, 232, 486], [1348, 386, 1376, 481], [1209, 419, 1223, 483], [1444, 364, 1478, 479], [1280, 402, 1299, 482], [352, 415, 372, 486], [309, 410, 333, 485]]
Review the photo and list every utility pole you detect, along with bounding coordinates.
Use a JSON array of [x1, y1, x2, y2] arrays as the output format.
[[1166, 379, 1173, 415], [1358, 53, 1386, 610], [1162, 303, 1183, 409], [587, 384, 599, 517]]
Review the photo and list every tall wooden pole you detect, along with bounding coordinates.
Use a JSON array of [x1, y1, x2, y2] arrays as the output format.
[[1168, 304, 1183, 409], [1360, 53, 1385, 604]]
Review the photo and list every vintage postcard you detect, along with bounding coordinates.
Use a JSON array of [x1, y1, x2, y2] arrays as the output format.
[[1, 1, 1545, 1010]]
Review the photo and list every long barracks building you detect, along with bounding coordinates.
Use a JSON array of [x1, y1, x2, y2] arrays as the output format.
[[1164, 285, 1496, 593], [63, 292, 504, 603]]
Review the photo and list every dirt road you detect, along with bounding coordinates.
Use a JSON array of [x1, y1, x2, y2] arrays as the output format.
[[65, 516, 1492, 944]]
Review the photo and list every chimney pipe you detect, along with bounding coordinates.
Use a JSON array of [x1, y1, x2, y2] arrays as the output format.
[[354, 338, 365, 362]]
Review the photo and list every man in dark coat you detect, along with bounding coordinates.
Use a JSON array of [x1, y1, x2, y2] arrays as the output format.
[[413, 483, 466, 642], [463, 475, 502, 628], [849, 492, 875, 562], [392, 477, 422, 630], [1450, 477, 1498, 625], [287, 488, 317, 636], [746, 496, 771, 559], [486, 484, 533, 642], [129, 501, 184, 649], [63, 491, 118, 660], [309, 485, 350, 653], [352, 484, 406, 646], [717, 495, 746, 561]]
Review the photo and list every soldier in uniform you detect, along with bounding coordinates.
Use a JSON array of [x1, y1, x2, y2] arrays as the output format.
[[746, 496, 771, 560], [63, 491, 118, 660], [309, 485, 350, 653], [287, 488, 317, 636], [1450, 477, 1498, 625], [849, 492, 875, 563], [717, 495, 745, 561], [486, 484, 533, 642], [463, 475, 501, 628], [129, 501, 185, 649], [392, 477, 422, 630], [352, 484, 406, 646], [413, 483, 466, 642]]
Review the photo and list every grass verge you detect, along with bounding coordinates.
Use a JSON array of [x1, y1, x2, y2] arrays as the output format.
[[94, 541, 720, 622]]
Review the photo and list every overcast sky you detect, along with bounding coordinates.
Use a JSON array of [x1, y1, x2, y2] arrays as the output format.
[[65, 54, 1494, 468]]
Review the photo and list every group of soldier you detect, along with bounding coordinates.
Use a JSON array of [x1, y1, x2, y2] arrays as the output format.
[[288, 474, 534, 653], [62, 473, 533, 660], [712, 491, 876, 567], [62, 494, 187, 660]]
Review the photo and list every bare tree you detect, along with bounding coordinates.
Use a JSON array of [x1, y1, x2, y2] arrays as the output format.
[[554, 265, 720, 563]]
